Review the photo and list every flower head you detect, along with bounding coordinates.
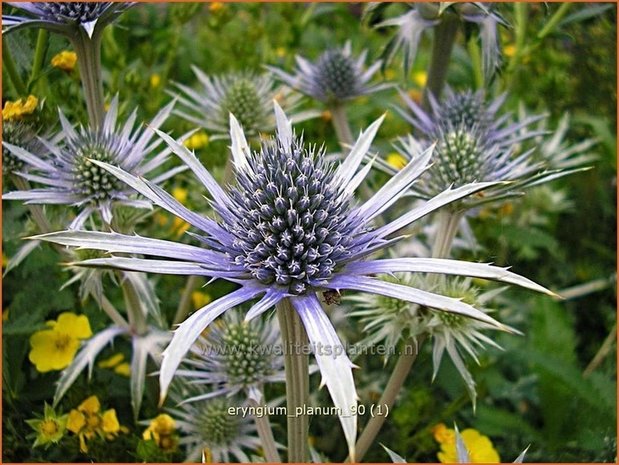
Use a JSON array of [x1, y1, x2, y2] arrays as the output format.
[[29, 312, 92, 372], [167, 392, 260, 462], [176, 310, 284, 403], [391, 88, 572, 209], [3, 97, 179, 229], [37, 102, 553, 459], [143, 414, 178, 452], [26, 404, 68, 448], [66, 394, 123, 453], [51, 50, 78, 72], [433, 423, 500, 463], [2, 2, 133, 38], [2, 95, 39, 121], [174, 69, 312, 140], [268, 41, 391, 105]]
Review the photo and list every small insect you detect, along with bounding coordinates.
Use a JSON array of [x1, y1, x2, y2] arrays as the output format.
[[322, 290, 341, 306]]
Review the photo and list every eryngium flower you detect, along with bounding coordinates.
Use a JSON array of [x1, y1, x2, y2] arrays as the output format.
[[387, 89, 579, 208], [351, 275, 509, 408], [2, 120, 48, 178], [2, 2, 132, 38], [267, 41, 391, 105], [367, 3, 506, 79], [37, 102, 553, 457], [167, 390, 260, 462], [3, 97, 181, 229], [174, 69, 314, 139], [175, 310, 285, 403]]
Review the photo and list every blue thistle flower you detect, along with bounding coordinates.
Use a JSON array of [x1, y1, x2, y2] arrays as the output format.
[[386, 88, 581, 208], [174, 69, 315, 140], [268, 41, 391, 105], [3, 97, 181, 229], [2, 2, 133, 38], [36, 102, 553, 457]]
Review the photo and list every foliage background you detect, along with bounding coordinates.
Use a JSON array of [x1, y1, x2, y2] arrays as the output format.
[[2, 2, 616, 462]]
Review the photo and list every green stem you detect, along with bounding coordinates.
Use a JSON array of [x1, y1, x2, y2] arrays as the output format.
[[467, 38, 483, 90], [29, 29, 49, 88], [329, 103, 355, 147], [276, 299, 309, 463], [71, 30, 105, 129], [3, 43, 28, 96], [250, 396, 282, 462], [537, 3, 572, 40], [422, 16, 459, 110], [173, 275, 201, 326], [352, 336, 425, 462], [583, 322, 617, 378]]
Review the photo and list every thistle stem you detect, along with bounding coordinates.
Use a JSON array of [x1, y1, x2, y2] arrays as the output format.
[[119, 273, 148, 336], [352, 336, 425, 462], [250, 396, 282, 462], [10, 176, 54, 236], [2, 43, 28, 97], [537, 3, 572, 40], [71, 30, 105, 129], [173, 274, 200, 326], [422, 15, 459, 110], [99, 294, 130, 329], [29, 30, 49, 88], [431, 209, 464, 259], [276, 299, 309, 463], [329, 103, 355, 147]]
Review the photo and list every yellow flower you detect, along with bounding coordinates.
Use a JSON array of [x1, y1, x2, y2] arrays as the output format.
[[183, 131, 209, 150], [2, 308, 9, 322], [51, 50, 77, 72], [192, 290, 212, 309], [386, 152, 408, 170], [114, 362, 131, 377], [2, 95, 38, 121], [209, 2, 225, 13], [503, 44, 516, 58], [172, 186, 188, 205], [150, 73, 162, 89], [67, 395, 125, 453], [275, 46, 287, 58], [143, 414, 178, 451], [2, 252, 8, 268], [101, 409, 120, 434], [407, 88, 423, 103], [321, 110, 332, 122], [98, 353, 125, 368], [26, 404, 68, 447], [413, 70, 428, 87], [434, 423, 500, 463], [29, 313, 92, 372]]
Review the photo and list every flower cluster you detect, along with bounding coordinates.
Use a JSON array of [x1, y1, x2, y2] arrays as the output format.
[[143, 414, 178, 452], [66, 395, 123, 453], [2, 95, 38, 121]]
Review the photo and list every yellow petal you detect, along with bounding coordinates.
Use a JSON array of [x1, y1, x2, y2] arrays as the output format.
[[67, 410, 86, 434], [29, 330, 80, 372], [78, 395, 100, 415], [55, 313, 92, 339], [98, 353, 125, 368], [102, 409, 120, 434], [113, 362, 131, 377]]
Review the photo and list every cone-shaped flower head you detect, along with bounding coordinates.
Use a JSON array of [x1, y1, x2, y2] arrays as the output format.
[[389, 88, 580, 209], [174, 69, 311, 139], [268, 41, 391, 105], [3, 97, 181, 229], [2, 2, 132, 38], [176, 310, 285, 403], [167, 390, 260, 463], [36, 102, 554, 459]]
